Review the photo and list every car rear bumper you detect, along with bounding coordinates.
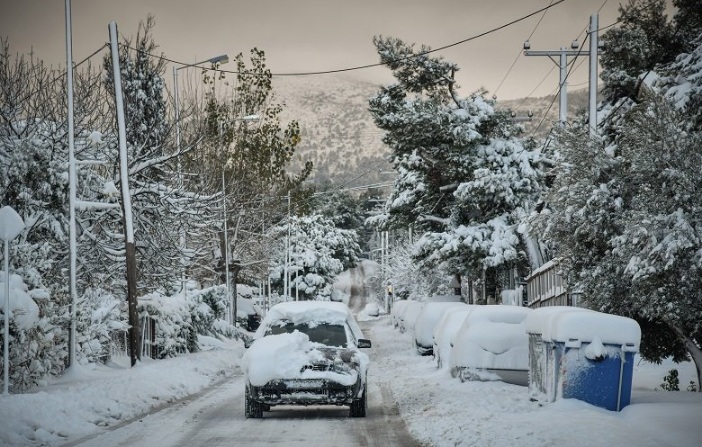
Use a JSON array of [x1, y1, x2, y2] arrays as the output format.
[[249, 379, 363, 406]]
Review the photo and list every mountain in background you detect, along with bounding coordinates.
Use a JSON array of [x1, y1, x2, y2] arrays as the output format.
[[274, 75, 590, 190]]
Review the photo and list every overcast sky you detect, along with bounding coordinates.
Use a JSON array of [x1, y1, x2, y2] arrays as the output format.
[[1, 0, 624, 100]]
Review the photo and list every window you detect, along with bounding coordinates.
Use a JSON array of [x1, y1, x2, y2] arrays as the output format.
[[267, 322, 349, 347]]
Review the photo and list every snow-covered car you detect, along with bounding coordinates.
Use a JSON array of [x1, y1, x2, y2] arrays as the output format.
[[391, 299, 412, 328], [414, 301, 468, 355], [242, 301, 371, 418], [363, 302, 380, 317], [236, 297, 262, 331], [449, 305, 532, 386], [433, 305, 474, 369], [398, 300, 424, 334]]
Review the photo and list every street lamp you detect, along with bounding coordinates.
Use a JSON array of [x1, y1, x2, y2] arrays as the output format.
[[173, 54, 229, 296]]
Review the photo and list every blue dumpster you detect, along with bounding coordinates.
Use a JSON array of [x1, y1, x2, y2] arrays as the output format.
[[526, 308, 640, 411]]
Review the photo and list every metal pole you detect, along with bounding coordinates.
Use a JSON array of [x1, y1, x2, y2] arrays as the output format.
[[284, 192, 290, 301], [65, 0, 77, 369], [559, 48, 568, 126], [3, 240, 9, 394], [109, 21, 140, 366], [223, 170, 231, 324], [588, 13, 599, 136], [173, 66, 187, 297]]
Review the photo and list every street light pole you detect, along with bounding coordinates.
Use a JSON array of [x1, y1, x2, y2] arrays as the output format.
[[173, 54, 229, 296]]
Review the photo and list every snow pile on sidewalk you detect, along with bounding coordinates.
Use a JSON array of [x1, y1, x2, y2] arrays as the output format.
[[370, 319, 702, 447], [0, 341, 244, 447]]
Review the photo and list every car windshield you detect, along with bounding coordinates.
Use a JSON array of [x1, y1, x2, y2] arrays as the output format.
[[267, 322, 348, 347]]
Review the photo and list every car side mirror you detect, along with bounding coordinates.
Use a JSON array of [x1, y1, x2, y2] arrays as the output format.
[[357, 339, 372, 348]]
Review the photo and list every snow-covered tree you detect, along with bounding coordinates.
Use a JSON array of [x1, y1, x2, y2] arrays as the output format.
[[0, 38, 119, 383], [368, 36, 541, 291], [532, 3, 702, 388], [189, 47, 314, 288], [268, 214, 361, 300], [101, 16, 220, 295]]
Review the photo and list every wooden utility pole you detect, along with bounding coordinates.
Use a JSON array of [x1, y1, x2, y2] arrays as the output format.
[[109, 21, 140, 366]]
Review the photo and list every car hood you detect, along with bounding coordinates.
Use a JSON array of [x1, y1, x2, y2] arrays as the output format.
[[243, 331, 369, 387]]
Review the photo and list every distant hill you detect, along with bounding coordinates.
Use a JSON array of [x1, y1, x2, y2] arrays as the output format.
[[274, 76, 393, 190], [273, 75, 591, 189], [495, 88, 591, 140]]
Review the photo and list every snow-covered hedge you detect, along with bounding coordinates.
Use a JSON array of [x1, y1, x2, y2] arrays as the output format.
[[139, 285, 247, 359], [0, 272, 62, 392]]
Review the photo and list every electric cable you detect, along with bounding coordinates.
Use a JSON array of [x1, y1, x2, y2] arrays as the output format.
[[493, 0, 555, 97], [119, 0, 568, 78]]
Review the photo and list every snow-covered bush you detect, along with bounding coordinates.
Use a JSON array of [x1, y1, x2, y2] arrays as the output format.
[[139, 287, 248, 359], [76, 288, 128, 364], [0, 272, 59, 392]]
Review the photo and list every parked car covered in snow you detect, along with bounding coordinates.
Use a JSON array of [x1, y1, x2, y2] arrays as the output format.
[[242, 301, 371, 418], [236, 297, 262, 331], [433, 305, 474, 369], [391, 299, 412, 328], [399, 300, 424, 334], [414, 301, 467, 355], [449, 305, 531, 386]]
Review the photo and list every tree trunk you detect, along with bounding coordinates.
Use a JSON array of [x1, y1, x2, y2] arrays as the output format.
[[670, 323, 702, 392]]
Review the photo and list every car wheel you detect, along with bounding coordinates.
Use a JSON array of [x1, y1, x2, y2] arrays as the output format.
[[349, 388, 367, 418], [245, 386, 263, 418]]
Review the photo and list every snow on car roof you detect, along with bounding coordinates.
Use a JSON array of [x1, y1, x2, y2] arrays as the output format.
[[265, 301, 351, 324], [254, 301, 365, 340]]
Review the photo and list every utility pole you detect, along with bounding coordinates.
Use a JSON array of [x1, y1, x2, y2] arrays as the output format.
[[65, 0, 78, 369], [109, 21, 140, 367], [523, 13, 600, 128], [588, 13, 599, 136]]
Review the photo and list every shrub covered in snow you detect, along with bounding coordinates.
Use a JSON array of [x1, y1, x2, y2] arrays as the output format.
[[0, 272, 61, 392]]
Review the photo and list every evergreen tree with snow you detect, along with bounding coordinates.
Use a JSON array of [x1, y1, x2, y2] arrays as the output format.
[[268, 214, 361, 300], [532, 1, 702, 388], [368, 36, 542, 294]]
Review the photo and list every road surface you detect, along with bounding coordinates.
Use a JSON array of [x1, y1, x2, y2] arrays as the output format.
[[68, 265, 422, 447]]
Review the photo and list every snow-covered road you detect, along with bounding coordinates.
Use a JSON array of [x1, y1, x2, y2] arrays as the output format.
[[64, 265, 419, 447], [67, 370, 418, 447]]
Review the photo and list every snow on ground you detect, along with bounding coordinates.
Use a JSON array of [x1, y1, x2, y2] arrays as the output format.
[[371, 317, 702, 447], [0, 314, 701, 447], [0, 341, 245, 447]]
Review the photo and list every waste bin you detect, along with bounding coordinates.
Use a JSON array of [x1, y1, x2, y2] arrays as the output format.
[[526, 307, 641, 411]]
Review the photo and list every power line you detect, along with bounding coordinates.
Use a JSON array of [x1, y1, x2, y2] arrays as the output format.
[[493, 0, 556, 97], [120, 0, 568, 79], [529, 33, 590, 136]]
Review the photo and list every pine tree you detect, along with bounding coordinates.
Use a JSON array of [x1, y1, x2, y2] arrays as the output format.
[[532, 3, 702, 389], [368, 36, 542, 288]]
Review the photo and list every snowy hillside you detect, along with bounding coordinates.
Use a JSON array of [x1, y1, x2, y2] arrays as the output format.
[[274, 75, 393, 188], [273, 74, 589, 187]]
